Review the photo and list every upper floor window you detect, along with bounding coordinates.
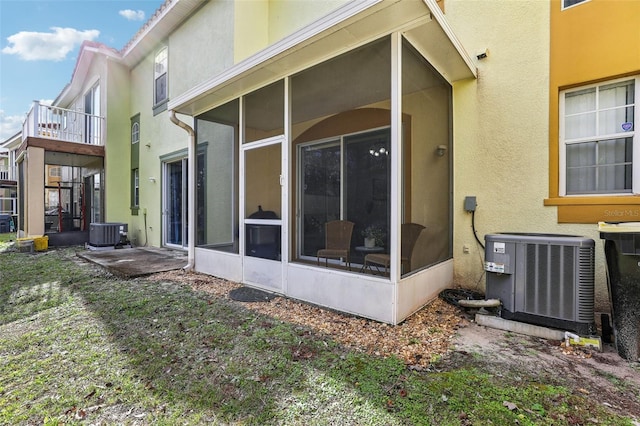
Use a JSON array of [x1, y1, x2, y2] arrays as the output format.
[[154, 47, 168, 106], [560, 77, 638, 195], [562, 0, 588, 10], [84, 82, 100, 144], [49, 166, 62, 177], [131, 122, 140, 144]]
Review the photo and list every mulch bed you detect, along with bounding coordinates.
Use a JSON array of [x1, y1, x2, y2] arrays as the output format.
[[149, 269, 468, 367]]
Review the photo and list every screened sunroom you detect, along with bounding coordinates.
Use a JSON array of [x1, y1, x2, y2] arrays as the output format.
[[169, 0, 475, 323]]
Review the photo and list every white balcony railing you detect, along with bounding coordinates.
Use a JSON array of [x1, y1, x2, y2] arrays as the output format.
[[23, 101, 104, 145], [0, 166, 10, 180]]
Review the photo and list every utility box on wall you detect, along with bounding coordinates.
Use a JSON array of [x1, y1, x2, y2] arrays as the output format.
[[484, 233, 596, 335]]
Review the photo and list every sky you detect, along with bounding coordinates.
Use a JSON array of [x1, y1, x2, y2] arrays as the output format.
[[0, 0, 165, 141]]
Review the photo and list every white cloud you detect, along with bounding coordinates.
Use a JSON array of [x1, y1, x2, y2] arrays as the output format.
[[0, 110, 26, 142], [1, 27, 100, 61], [119, 9, 146, 21], [0, 100, 52, 141]]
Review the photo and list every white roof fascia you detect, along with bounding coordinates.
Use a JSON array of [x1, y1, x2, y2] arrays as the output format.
[[169, 0, 476, 116], [54, 44, 122, 107], [169, 0, 386, 114], [121, 0, 204, 68], [54, 46, 96, 107], [422, 0, 477, 78], [1, 132, 22, 150], [84, 44, 122, 61]]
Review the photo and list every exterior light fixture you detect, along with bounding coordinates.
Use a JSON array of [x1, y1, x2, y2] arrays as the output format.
[[369, 146, 389, 157]]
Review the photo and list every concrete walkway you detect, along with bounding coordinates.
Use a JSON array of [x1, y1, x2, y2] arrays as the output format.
[[77, 247, 188, 278]]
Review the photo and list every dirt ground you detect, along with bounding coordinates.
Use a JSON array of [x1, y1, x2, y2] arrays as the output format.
[[150, 269, 640, 422], [453, 319, 640, 420]]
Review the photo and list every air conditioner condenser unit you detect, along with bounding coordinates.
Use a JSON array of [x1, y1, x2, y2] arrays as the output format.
[[89, 222, 128, 247], [484, 233, 596, 335]]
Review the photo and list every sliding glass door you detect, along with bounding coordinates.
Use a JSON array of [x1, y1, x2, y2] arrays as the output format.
[[163, 158, 187, 248], [298, 127, 391, 264], [299, 141, 340, 257]]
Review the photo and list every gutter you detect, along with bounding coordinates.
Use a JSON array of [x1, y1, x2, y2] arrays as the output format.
[[169, 110, 195, 271]]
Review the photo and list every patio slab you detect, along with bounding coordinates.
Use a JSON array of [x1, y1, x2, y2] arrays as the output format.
[[77, 247, 188, 278]]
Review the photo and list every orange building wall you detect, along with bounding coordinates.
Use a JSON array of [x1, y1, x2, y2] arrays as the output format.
[[552, 0, 640, 86], [547, 0, 640, 223]]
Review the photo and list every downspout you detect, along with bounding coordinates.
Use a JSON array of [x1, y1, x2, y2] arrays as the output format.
[[169, 110, 195, 271]]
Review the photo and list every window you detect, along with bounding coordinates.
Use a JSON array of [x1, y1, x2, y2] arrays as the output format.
[[131, 122, 139, 144], [562, 0, 588, 9], [49, 166, 62, 177], [154, 47, 168, 108], [560, 77, 638, 195], [84, 83, 100, 144], [130, 114, 140, 213], [133, 169, 139, 207]]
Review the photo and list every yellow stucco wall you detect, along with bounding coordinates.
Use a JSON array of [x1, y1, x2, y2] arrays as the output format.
[[102, 0, 622, 311], [234, 0, 269, 62], [265, 0, 347, 43], [123, 0, 239, 247], [446, 0, 555, 290], [173, 1, 235, 96], [128, 57, 154, 247], [104, 59, 132, 226], [233, 0, 348, 63], [128, 50, 196, 248], [447, 0, 637, 310], [122, 0, 350, 247]]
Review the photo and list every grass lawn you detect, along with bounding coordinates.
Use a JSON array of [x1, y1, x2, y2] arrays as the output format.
[[0, 231, 16, 245], [0, 239, 636, 425]]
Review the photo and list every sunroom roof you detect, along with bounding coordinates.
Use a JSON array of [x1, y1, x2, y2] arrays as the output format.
[[169, 0, 476, 117]]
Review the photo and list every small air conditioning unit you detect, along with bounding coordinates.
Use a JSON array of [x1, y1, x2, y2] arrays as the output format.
[[89, 222, 128, 247], [484, 233, 596, 335]]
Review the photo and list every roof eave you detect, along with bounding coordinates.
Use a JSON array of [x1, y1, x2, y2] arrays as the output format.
[[54, 43, 122, 107], [121, 0, 204, 68], [169, 0, 476, 117]]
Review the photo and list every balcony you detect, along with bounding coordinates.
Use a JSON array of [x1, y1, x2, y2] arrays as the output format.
[[23, 101, 104, 145], [0, 165, 10, 180]]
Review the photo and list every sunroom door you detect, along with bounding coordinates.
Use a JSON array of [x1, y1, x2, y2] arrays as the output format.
[[242, 137, 284, 291], [163, 158, 188, 249]]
